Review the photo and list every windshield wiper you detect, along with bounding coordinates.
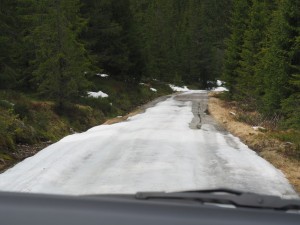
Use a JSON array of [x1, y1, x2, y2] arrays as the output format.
[[135, 188, 300, 211]]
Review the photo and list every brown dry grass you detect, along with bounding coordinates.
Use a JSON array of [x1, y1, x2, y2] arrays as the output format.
[[103, 109, 143, 125], [208, 95, 300, 194]]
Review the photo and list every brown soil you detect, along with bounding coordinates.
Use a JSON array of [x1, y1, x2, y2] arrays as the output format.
[[103, 109, 143, 125], [208, 94, 300, 193]]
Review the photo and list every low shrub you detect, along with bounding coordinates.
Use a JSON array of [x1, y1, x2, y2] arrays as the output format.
[[0, 100, 14, 109], [14, 102, 31, 119], [68, 105, 105, 131], [270, 130, 300, 159]]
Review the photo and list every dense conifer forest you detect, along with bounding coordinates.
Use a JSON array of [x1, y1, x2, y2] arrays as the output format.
[[0, 0, 231, 101], [223, 0, 299, 130], [0, 0, 299, 155]]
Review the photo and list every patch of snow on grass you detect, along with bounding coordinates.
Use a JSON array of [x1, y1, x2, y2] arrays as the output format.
[[150, 88, 157, 92], [139, 82, 150, 86], [169, 84, 189, 92], [212, 87, 228, 92], [87, 91, 109, 98], [96, 73, 109, 78], [217, 80, 223, 86], [252, 126, 266, 131]]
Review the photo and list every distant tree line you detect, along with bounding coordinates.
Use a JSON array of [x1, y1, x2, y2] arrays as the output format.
[[0, 0, 231, 109], [1, 0, 299, 129], [223, 0, 300, 129]]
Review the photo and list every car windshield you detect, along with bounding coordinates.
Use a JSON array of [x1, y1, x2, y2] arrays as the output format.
[[0, 0, 299, 200]]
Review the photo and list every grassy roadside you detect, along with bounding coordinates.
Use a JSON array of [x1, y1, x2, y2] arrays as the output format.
[[208, 93, 300, 193], [0, 79, 173, 172]]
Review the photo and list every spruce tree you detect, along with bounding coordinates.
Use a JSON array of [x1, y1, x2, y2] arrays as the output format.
[[237, 0, 274, 106], [222, 0, 250, 97], [280, 0, 300, 128], [31, 0, 91, 110], [0, 0, 19, 89], [137, 0, 175, 81], [259, 0, 297, 114], [81, 0, 136, 82], [196, 0, 232, 88]]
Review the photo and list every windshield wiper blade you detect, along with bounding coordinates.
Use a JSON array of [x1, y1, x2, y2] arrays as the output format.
[[135, 189, 300, 211], [181, 188, 243, 195]]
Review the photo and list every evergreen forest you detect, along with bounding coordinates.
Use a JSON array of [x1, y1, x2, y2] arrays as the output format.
[[0, 0, 299, 154]]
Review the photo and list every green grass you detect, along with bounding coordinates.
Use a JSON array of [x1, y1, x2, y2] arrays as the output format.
[[86, 76, 172, 117], [0, 78, 173, 156], [0, 153, 13, 161], [0, 90, 101, 153]]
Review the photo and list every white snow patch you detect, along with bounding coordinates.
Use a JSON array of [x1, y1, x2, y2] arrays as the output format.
[[87, 91, 109, 98], [209, 80, 228, 92], [96, 73, 109, 78], [169, 84, 190, 92], [216, 80, 223, 86], [229, 111, 236, 116], [212, 87, 229, 92], [150, 88, 157, 92], [252, 126, 266, 131], [179, 90, 207, 95], [139, 82, 149, 86]]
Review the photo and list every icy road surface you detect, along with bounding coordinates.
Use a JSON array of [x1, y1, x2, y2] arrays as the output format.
[[0, 91, 297, 198]]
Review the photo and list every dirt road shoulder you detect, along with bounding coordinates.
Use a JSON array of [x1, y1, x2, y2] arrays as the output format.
[[208, 95, 300, 194], [104, 95, 172, 125]]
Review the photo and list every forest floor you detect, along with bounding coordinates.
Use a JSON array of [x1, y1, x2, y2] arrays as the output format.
[[208, 93, 300, 194]]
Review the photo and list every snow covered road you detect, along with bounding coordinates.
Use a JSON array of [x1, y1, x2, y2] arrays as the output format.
[[0, 91, 297, 198]]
